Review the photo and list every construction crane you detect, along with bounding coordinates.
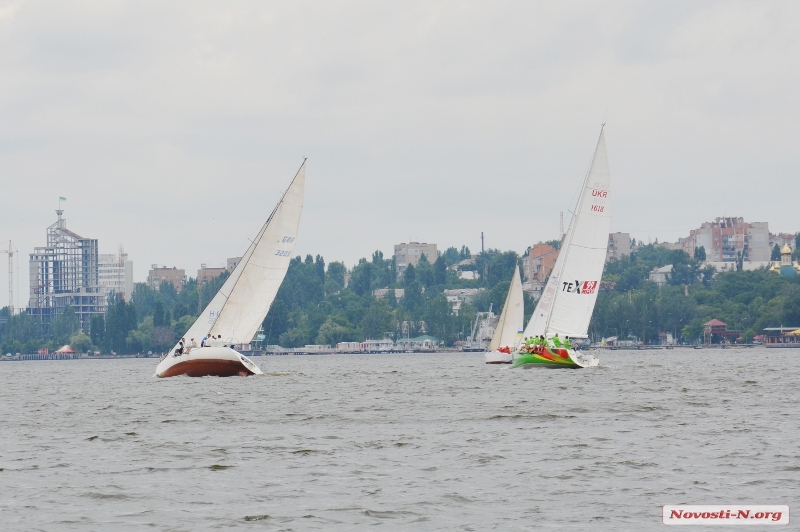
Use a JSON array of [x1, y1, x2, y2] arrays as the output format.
[[2, 241, 15, 315]]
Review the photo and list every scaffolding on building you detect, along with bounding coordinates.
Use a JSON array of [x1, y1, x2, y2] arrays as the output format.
[[28, 210, 107, 332]]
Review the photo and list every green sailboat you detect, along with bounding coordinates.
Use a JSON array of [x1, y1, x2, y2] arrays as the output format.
[[513, 129, 611, 369]]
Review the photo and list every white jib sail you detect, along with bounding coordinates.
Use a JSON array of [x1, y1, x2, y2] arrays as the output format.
[[522, 129, 611, 339], [489, 265, 525, 351], [177, 162, 306, 347]]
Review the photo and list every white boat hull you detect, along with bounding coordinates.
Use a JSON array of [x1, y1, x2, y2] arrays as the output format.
[[155, 347, 263, 378], [484, 350, 512, 364]]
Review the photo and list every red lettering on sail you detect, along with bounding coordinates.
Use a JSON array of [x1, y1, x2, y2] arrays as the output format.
[[582, 281, 598, 294]]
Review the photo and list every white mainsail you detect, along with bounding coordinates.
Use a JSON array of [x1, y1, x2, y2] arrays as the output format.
[[178, 162, 306, 347], [522, 130, 611, 339], [489, 265, 524, 351]]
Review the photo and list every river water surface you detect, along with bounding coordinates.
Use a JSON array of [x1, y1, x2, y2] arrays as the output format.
[[1, 348, 798, 530]]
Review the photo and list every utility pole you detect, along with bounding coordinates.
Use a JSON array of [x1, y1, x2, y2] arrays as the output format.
[[481, 232, 484, 254], [2, 241, 15, 315]]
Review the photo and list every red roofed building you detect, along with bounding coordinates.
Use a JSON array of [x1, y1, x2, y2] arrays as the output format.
[[703, 319, 740, 344]]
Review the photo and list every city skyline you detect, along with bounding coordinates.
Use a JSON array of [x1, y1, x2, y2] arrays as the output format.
[[4, 207, 796, 314], [2, 2, 800, 309]]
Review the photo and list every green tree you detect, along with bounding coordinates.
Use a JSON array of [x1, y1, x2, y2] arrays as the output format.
[[416, 254, 434, 287], [694, 246, 706, 261], [423, 295, 455, 344], [90, 315, 105, 347], [153, 301, 166, 327], [50, 305, 80, 343], [69, 331, 93, 353], [771, 244, 781, 261], [316, 315, 354, 345], [403, 263, 416, 286], [262, 299, 290, 344], [361, 299, 392, 339], [325, 261, 346, 293], [127, 316, 154, 353], [402, 281, 423, 314], [433, 256, 447, 285], [350, 259, 375, 296], [443, 247, 461, 266]]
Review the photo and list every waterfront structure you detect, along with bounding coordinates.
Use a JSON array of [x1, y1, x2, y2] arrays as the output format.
[[98, 247, 133, 301], [606, 232, 631, 262], [394, 242, 438, 280], [147, 265, 186, 292], [28, 210, 107, 331], [680, 217, 769, 263], [703, 319, 739, 344], [763, 327, 800, 348]]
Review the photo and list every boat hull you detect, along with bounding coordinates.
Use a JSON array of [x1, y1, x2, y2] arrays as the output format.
[[484, 350, 512, 364], [512, 345, 598, 369], [155, 347, 263, 378]]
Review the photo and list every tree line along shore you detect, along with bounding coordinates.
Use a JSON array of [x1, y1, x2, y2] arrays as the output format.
[[1, 244, 799, 355]]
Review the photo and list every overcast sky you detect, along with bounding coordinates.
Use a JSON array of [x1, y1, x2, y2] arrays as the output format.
[[1, 1, 799, 309]]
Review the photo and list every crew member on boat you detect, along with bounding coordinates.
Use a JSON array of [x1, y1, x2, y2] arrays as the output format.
[[564, 336, 572, 350], [552, 333, 562, 348]]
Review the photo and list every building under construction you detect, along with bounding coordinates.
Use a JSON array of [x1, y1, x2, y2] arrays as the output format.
[[28, 210, 107, 331]]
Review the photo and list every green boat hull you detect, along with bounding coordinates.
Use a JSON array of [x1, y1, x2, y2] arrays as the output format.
[[512, 346, 598, 369]]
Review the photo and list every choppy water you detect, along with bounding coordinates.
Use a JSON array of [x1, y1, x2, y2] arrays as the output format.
[[0, 348, 798, 530]]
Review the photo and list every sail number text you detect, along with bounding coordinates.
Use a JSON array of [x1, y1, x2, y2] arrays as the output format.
[[590, 204, 605, 212], [275, 250, 291, 257], [281, 236, 295, 243]]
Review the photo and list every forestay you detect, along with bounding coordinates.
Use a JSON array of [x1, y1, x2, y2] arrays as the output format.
[[523, 130, 611, 338], [489, 265, 525, 350], [178, 162, 306, 347]]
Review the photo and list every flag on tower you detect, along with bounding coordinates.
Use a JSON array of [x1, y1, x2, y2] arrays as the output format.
[[59, 196, 66, 201]]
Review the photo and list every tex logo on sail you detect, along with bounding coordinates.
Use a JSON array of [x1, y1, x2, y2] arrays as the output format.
[[561, 280, 598, 294]]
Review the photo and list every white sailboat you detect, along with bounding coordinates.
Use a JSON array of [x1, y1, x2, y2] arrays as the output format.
[[155, 161, 306, 378], [513, 129, 610, 369], [484, 265, 524, 364]]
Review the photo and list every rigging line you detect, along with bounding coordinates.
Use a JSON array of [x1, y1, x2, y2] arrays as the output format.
[[210, 159, 306, 333]]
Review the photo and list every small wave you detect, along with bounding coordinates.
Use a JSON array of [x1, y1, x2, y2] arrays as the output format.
[[208, 464, 234, 471], [618, 460, 657, 469], [244, 514, 269, 521], [362, 509, 416, 519], [83, 492, 130, 500], [86, 436, 98, 441]]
